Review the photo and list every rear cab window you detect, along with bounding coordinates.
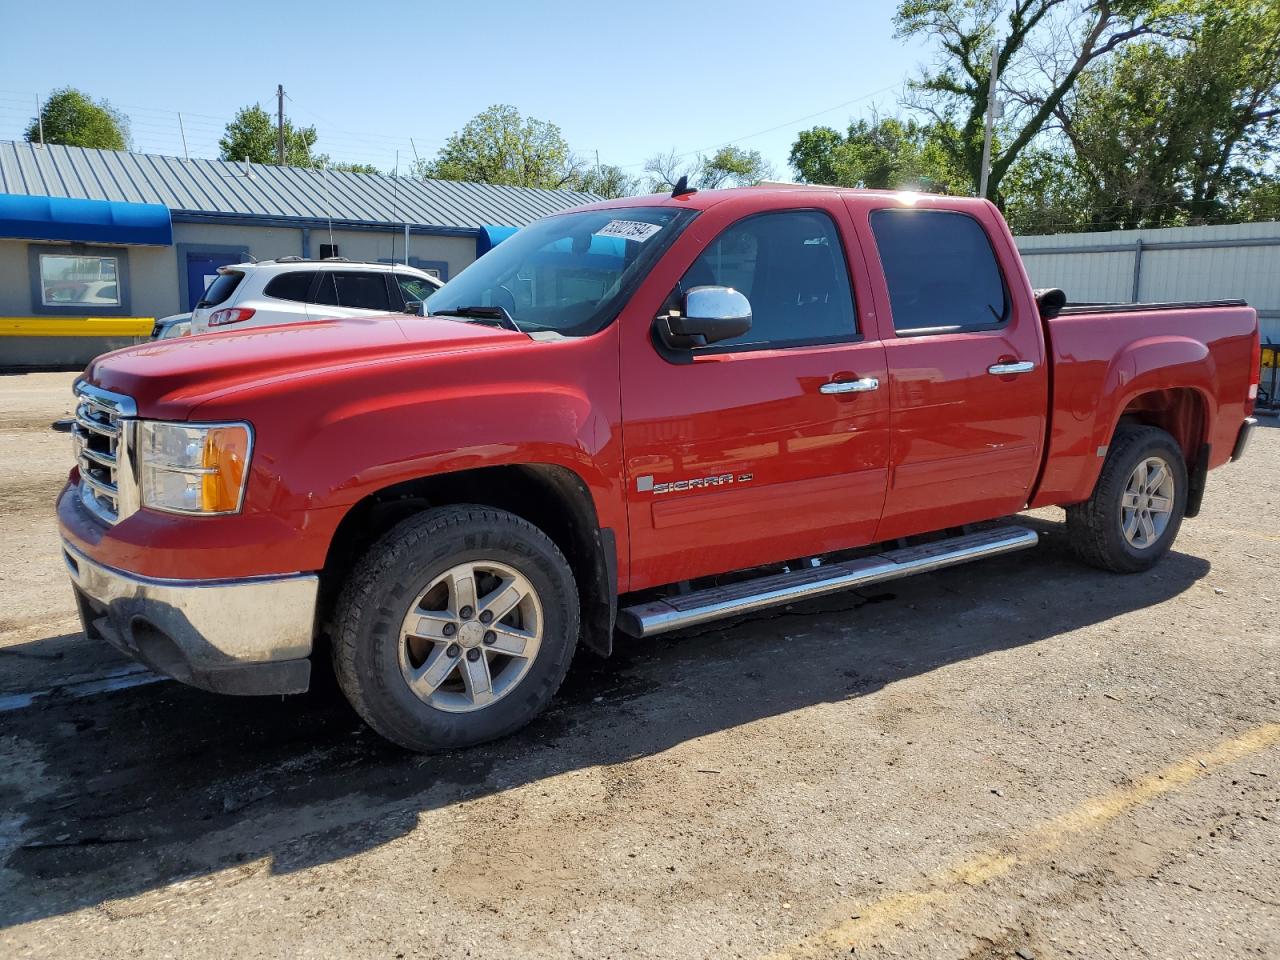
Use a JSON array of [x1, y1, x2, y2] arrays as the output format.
[[198, 271, 243, 308], [869, 209, 1008, 336]]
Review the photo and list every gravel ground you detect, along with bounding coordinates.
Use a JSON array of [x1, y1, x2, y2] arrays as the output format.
[[1, 371, 1276, 960]]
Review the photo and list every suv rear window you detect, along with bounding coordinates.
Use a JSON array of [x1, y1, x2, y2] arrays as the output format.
[[199, 271, 243, 308], [869, 209, 1008, 335], [264, 271, 315, 302]]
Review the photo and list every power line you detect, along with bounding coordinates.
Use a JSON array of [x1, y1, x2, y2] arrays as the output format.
[[617, 81, 903, 169]]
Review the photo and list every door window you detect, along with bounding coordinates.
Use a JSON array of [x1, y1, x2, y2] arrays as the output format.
[[675, 210, 857, 349], [870, 209, 1008, 335], [264, 271, 316, 303], [313, 271, 392, 311], [395, 275, 438, 305]]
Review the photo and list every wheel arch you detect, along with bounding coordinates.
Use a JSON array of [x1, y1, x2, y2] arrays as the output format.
[[318, 464, 618, 657]]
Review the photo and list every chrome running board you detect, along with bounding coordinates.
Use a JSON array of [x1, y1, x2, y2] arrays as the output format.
[[617, 525, 1038, 637]]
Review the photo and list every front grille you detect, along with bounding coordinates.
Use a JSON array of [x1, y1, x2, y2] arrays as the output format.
[[72, 382, 136, 524]]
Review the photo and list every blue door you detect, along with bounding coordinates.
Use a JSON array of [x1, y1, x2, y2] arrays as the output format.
[[185, 252, 244, 310]]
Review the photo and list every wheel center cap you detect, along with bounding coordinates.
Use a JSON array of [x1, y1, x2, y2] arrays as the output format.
[[458, 621, 484, 648]]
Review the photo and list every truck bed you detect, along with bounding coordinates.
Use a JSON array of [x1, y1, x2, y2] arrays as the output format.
[[1029, 301, 1258, 509]]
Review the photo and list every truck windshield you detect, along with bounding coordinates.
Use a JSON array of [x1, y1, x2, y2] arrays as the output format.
[[426, 206, 693, 337]]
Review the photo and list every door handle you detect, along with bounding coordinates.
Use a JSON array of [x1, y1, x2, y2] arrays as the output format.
[[987, 360, 1036, 376], [820, 377, 880, 395]]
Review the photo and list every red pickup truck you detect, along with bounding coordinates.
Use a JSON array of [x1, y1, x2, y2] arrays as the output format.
[[59, 186, 1260, 751]]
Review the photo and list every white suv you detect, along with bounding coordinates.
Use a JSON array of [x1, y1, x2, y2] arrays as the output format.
[[189, 259, 443, 335]]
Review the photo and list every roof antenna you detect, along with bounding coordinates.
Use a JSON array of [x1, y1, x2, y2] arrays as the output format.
[[671, 175, 696, 198]]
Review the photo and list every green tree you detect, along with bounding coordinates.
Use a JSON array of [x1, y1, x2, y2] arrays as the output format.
[[219, 104, 318, 166], [1002, 0, 1280, 231], [416, 104, 579, 188], [789, 116, 966, 192], [571, 163, 641, 198], [1053, 1, 1280, 228], [24, 87, 129, 150], [895, 0, 1171, 199], [327, 161, 382, 175], [643, 145, 774, 192], [999, 149, 1093, 233]]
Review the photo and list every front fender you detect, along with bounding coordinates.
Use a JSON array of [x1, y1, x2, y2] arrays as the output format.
[[188, 332, 627, 567]]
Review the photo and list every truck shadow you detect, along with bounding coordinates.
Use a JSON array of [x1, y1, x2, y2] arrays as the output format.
[[0, 515, 1210, 928]]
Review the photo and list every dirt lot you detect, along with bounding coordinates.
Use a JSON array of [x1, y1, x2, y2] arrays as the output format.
[[1, 370, 1276, 960]]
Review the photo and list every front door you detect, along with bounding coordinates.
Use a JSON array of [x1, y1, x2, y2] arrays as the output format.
[[853, 201, 1049, 541], [620, 200, 891, 591], [185, 252, 243, 310]]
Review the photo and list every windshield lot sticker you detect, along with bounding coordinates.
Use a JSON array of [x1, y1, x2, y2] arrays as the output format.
[[595, 220, 662, 243]]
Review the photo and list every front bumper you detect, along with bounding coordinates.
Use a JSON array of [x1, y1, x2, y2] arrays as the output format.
[[62, 540, 317, 696]]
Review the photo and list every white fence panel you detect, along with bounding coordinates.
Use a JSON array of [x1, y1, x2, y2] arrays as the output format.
[[1015, 222, 1280, 343]]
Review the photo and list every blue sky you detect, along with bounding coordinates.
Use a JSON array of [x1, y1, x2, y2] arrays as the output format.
[[0, 0, 933, 180]]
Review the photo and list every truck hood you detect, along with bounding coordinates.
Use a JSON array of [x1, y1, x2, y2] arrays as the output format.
[[84, 314, 526, 417]]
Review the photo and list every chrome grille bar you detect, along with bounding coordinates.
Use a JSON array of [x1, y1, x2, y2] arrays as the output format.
[[71, 381, 138, 525]]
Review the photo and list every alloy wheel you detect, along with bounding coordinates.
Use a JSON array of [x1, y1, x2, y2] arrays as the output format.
[[397, 560, 543, 713]]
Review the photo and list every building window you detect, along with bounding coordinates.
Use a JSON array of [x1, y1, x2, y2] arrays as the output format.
[[39, 254, 121, 307]]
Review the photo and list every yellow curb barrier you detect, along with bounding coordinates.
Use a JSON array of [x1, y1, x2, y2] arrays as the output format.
[[0, 317, 155, 337]]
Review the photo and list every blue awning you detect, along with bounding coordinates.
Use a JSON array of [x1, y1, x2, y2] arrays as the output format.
[[476, 224, 519, 257], [0, 193, 172, 246]]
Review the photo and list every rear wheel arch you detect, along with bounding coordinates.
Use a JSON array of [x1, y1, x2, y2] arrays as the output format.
[[318, 463, 617, 659]]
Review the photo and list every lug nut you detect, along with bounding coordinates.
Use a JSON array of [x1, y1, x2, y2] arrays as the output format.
[[479, 610, 494, 624], [459, 605, 474, 620], [483, 630, 496, 645], [466, 648, 481, 661], [446, 643, 460, 658], [442, 623, 457, 637]]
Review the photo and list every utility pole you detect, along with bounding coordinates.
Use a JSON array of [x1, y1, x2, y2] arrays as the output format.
[[978, 42, 1000, 199], [276, 84, 286, 165], [35, 93, 44, 148]]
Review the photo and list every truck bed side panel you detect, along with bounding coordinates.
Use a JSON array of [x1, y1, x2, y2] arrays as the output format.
[[1029, 304, 1257, 508]]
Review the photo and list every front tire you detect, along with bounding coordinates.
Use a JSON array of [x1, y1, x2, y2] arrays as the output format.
[[332, 506, 579, 752], [1066, 424, 1188, 573]]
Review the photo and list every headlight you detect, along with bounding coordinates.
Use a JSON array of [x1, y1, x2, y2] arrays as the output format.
[[137, 421, 252, 515]]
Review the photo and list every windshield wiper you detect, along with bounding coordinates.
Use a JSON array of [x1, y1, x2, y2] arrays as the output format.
[[432, 305, 525, 335]]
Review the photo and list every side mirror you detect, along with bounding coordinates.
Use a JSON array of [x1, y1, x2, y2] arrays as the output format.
[[1034, 287, 1067, 320], [656, 286, 752, 350], [404, 299, 426, 315]]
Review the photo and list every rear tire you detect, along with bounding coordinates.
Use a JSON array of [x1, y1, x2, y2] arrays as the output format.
[[1066, 424, 1188, 573], [332, 505, 579, 752]]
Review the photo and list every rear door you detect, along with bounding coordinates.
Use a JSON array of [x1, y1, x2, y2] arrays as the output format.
[[851, 200, 1048, 541], [620, 197, 890, 590]]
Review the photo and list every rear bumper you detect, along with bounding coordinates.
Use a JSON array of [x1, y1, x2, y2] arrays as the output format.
[[62, 540, 316, 696], [1232, 417, 1258, 461]]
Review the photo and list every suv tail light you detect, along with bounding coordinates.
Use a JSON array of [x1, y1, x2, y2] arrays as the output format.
[[209, 307, 256, 327]]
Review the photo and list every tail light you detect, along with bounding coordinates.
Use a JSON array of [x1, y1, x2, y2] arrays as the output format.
[[1247, 329, 1261, 414], [209, 307, 256, 327]]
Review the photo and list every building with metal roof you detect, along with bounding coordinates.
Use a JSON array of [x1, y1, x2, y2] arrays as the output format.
[[0, 141, 597, 366]]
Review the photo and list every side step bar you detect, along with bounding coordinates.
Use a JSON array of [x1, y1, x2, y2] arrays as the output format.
[[617, 525, 1038, 638]]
